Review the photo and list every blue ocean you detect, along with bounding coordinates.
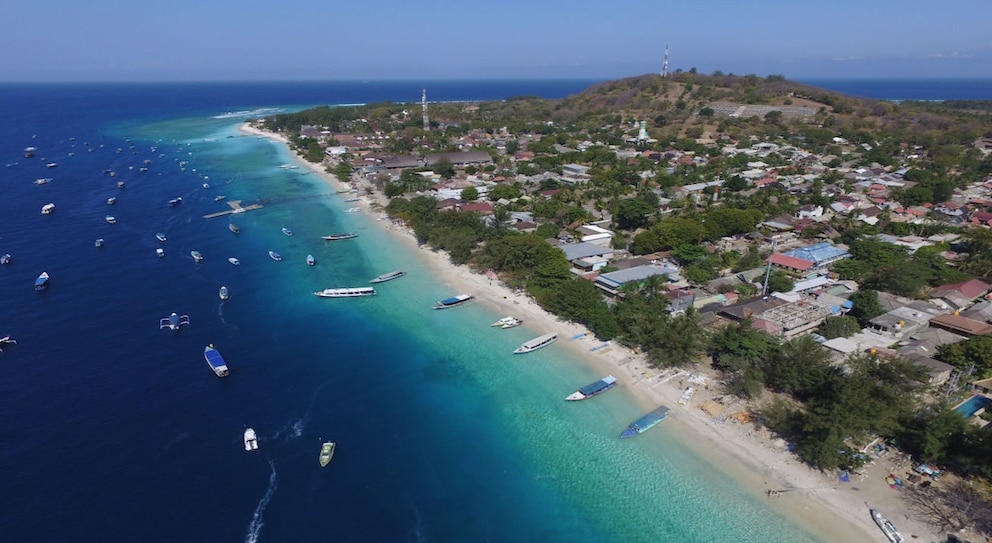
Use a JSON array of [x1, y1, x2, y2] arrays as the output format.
[[0, 78, 971, 542]]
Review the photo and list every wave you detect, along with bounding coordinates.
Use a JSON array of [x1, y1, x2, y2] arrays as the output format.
[[212, 107, 284, 120], [244, 460, 278, 543]]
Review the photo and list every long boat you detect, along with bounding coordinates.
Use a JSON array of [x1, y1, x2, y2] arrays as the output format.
[[34, 271, 50, 291], [620, 406, 670, 438], [513, 333, 557, 354], [203, 344, 230, 377], [566, 375, 617, 401], [369, 270, 406, 284], [433, 294, 472, 309], [678, 386, 694, 406], [321, 232, 358, 241], [319, 441, 336, 467], [314, 287, 376, 298], [870, 509, 906, 543]]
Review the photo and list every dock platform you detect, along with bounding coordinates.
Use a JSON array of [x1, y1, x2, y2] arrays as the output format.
[[203, 200, 263, 219]]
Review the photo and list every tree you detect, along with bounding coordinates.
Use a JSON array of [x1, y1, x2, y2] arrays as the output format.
[[818, 315, 861, 339], [848, 290, 884, 326], [433, 157, 455, 179], [460, 186, 479, 201], [766, 271, 794, 294], [615, 197, 656, 230]]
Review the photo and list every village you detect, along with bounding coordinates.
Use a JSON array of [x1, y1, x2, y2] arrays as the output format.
[[256, 75, 992, 539]]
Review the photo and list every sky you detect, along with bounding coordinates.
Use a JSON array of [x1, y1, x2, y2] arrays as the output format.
[[2, 0, 989, 82]]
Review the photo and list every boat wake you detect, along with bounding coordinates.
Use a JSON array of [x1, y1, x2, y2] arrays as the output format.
[[411, 504, 428, 543], [244, 460, 277, 543]]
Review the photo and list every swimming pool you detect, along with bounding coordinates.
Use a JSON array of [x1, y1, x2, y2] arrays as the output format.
[[954, 395, 992, 418]]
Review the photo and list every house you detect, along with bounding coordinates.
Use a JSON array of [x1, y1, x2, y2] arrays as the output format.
[[557, 242, 615, 263], [796, 205, 824, 219], [766, 253, 815, 274], [781, 242, 850, 271], [868, 303, 943, 338], [425, 151, 493, 168], [930, 279, 991, 305], [928, 313, 992, 337], [594, 264, 679, 296], [576, 224, 614, 246]]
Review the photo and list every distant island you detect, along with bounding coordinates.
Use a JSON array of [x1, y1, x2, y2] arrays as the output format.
[[255, 72, 992, 540]]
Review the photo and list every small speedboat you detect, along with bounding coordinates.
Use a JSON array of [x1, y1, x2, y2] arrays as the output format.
[[117, 180, 125, 189], [319, 441, 336, 467], [228, 257, 240, 266], [106, 196, 116, 205], [243, 428, 258, 451], [167, 197, 182, 207], [156, 233, 167, 242], [306, 254, 315, 266], [94, 238, 104, 248], [282, 227, 293, 236], [34, 271, 50, 291], [191, 250, 204, 262], [0, 254, 11, 265], [219, 285, 230, 301], [228, 223, 240, 234], [269, 251, 282, 261], [105, 215, 116, 224], [156, 248, 165, 258]]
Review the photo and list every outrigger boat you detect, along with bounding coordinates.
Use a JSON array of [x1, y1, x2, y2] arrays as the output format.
[[369, 270, 406, 284], [160, 312, 190, 331], [321, 232, 358, 241], [0, 336, 17, 352], [491, 316, 522, 329]]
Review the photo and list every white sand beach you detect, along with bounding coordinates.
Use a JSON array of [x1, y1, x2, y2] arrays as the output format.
[[241, 122, 946, 543]]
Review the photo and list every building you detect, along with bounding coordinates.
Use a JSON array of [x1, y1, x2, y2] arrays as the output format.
[[781, 242, 850, 271], [868, 303, 943, 338], [594, 264, 679, 296]]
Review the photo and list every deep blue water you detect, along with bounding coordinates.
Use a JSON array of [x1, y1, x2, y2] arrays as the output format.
[[797, 78, 992, 101], [2, 78, 966, 542]]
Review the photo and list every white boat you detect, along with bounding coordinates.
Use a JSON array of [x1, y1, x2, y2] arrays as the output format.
[[228, 257, 240, 266], [282, 227, 293, 236], [314, 287, 376, 298], [159, 312, 190, 331], [219, 285, 230, 300], [41, 203, 56, 214], [156, 233, 167, 242], [34, 271, 50, 291], [117, 180, 125, 189], [306, 254, 315, 266], [268, 250, 282, 261], [491, 316, 522, 329], [321, 232, 358, 241], [678, 386, 694, 406], [344, 207, 360, 213], [319, 441, 335, 466], [0, 335, 16, 352], [228, 223, 240, 234], [369, 270, 406, 284], [243, 428, 259, 451], [870, 509, 906, 543], [106, 196, 116, 205], [167, 197, 182, 207], [513, 333, 557, 354], [0, 254, 11, 265], [94, 238, 104, 248], [105, 215, 116, 224], [191, 250, 204, 262], [46, 162, 58, 168], [156, 248, 165, 258], [34, 177, 52, 185]]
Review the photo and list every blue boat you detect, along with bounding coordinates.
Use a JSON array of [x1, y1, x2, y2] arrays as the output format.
[[566, 375, 617, 401], [203, 344, 230, 377], [34, 271, 50, 291], [433, 294, 472, 309], [620, 406, 670, 438]]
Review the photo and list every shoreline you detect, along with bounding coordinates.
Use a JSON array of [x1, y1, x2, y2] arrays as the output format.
[[239, 122, 942, 543]]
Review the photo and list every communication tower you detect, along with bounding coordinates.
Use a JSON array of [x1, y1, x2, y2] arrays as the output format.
[[660, 44, 670, 78], [422, 88, 429, 132]]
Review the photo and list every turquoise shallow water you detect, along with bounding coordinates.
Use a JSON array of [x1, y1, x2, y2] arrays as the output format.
[[0, 82, 826, 542]]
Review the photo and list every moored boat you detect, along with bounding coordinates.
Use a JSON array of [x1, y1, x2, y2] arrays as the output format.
[[678, 386, 694, 406], [34, 177, 52, 185], [314, 287, 376, 298], [433, 294, 472, 309], [306, 254, 315, 266], [94, 238, 104, 248], [191, 250, 204, 262], [228, 223, 240, 234], [513, 333, 557, 354], [244, 427, 258, 451], [219, 285, 230, 300], [156, 248, 165, 258], [41, 203, 56, 214], [369, 270, 406, 284], [344, 207, 360, 213], [203, 344, 229, 377], [566, 375, 617, 401], [228, 257, 240, 266], [117, 180, 125, 189], [870, 509, 906, 543], [156, 232, 167, 242], [321, 232, 358, 241], [34, 271, 50, 290], [268, 250, 282, 261], [491, 316, 522, 329], [105, 215, 116, 224], [0, 253, 11, 265], [106, 196, 116, 205], [319, 441, 336, 466], [159, 312, 190, 331], [168, 197, 182, 207], [620, 406, 670, 438], [282, 227, 293, 236], [24, 146, 36, 158]]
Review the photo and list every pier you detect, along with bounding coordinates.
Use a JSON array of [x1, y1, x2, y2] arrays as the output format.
[[203, 200, 263, 219]]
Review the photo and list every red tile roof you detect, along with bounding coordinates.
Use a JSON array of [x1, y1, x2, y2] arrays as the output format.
[[930, 279, 991, 300], [766, 253, 814, 272]]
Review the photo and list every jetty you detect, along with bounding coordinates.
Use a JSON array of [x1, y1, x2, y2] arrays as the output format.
[[203, 200, 263, 219]]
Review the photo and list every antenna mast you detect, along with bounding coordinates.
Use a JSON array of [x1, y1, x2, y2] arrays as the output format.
[[661, 44, 670, 78], [421, 88, 429, 132], [761, 237, 778, 297]]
